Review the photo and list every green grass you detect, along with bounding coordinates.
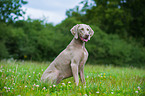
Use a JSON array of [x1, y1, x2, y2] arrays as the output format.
[[0, 59, 145, 96]]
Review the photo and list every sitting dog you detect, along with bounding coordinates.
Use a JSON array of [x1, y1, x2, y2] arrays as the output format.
[[41, 24, 94, 86]]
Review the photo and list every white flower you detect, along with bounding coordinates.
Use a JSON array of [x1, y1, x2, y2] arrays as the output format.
[[43, 87, 46, 90], [33, 84, 35, 87], [84, 94, 87, 96], [33, 72, 35, 74], [29, 76, 31, 77], [4, 87, 7, 89], [135, 91, 138, 93], [87, 76, 89, 78], [25, 85, 27, 88], [36, 85, 39, 87], [137, 86, 141, 90], [96, 91, 99, 94], [53, 85, 56, 87], [111, 92, 113, 94], [62, 83, 65, 86], [68, 81, 71, 84]]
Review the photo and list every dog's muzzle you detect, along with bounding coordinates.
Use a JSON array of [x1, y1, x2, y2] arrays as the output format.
[[80, 34, 89, 42]]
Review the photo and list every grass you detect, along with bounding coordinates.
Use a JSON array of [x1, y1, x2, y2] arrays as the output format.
[[0, 59, 145, 96]]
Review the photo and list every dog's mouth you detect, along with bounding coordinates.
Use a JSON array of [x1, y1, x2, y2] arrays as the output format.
[[80, 36, 89, 42]]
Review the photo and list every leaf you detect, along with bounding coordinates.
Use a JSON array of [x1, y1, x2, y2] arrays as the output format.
[[79, 1, 84, 4], [21, 0, 28, 4], [14, 17, 18, 20]]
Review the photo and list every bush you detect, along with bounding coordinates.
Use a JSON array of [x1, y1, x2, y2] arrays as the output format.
[[87, 25, 145, 66], [13, 19, 56, 61], [0, 18, 144, 67], [0, 41, 9, 59]]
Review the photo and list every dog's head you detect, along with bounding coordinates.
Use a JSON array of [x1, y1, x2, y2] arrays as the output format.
[[71, 24, 94, 42]]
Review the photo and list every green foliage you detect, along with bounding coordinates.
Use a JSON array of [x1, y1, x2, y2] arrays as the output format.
[[87, 25, 145, 66], [0, 0, 27, 22], [0, 41, 9, 59], [0, 18, 82, 61], [0, 60, 145, 95], [0, 23, 11, 59], [0, 17, 145, 66], [67, 0, 145, 44], [13, 19, 57, 61]]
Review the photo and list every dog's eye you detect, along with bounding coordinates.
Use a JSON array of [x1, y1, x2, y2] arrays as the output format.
[[81, 28, 84, 31], [87, 28, 89, 31]]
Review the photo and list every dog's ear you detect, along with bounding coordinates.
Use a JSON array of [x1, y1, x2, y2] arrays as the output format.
[[88, 25, 94, 37], [70, 24, 79, 39]]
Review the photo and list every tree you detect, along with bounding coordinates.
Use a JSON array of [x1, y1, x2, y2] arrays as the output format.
[[0, 0, 28, 23], [66, 0, 145, 44], [121, 0, 145, 44]]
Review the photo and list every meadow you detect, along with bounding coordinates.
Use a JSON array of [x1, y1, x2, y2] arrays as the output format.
[[0, 59, 145, 96]]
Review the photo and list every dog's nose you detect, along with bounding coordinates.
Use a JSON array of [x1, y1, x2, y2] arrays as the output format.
[[84, 34, 89, 39], [86, 34, 89, 36]]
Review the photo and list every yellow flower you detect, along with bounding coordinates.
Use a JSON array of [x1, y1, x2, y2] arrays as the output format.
[[24, 55, 27, 58]]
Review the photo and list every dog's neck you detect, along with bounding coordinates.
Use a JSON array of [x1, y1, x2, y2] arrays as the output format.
[[70, 38, 85, 48]]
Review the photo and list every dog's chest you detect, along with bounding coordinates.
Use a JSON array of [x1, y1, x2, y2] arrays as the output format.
[[79, 48, 88, 65], [67, 45, 88, 65], [76, 47, 87, 57]]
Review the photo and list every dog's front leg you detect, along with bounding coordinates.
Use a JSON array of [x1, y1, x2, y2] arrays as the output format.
[[80, 66, 85, 84], [79, 50, 88, 84], [71, 62, 79, 86]]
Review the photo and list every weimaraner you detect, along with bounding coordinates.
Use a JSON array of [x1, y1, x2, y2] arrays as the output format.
[[41, 24, 94, 86]]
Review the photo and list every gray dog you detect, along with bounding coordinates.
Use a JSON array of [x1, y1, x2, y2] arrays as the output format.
[[41, 24, 94, 86]]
